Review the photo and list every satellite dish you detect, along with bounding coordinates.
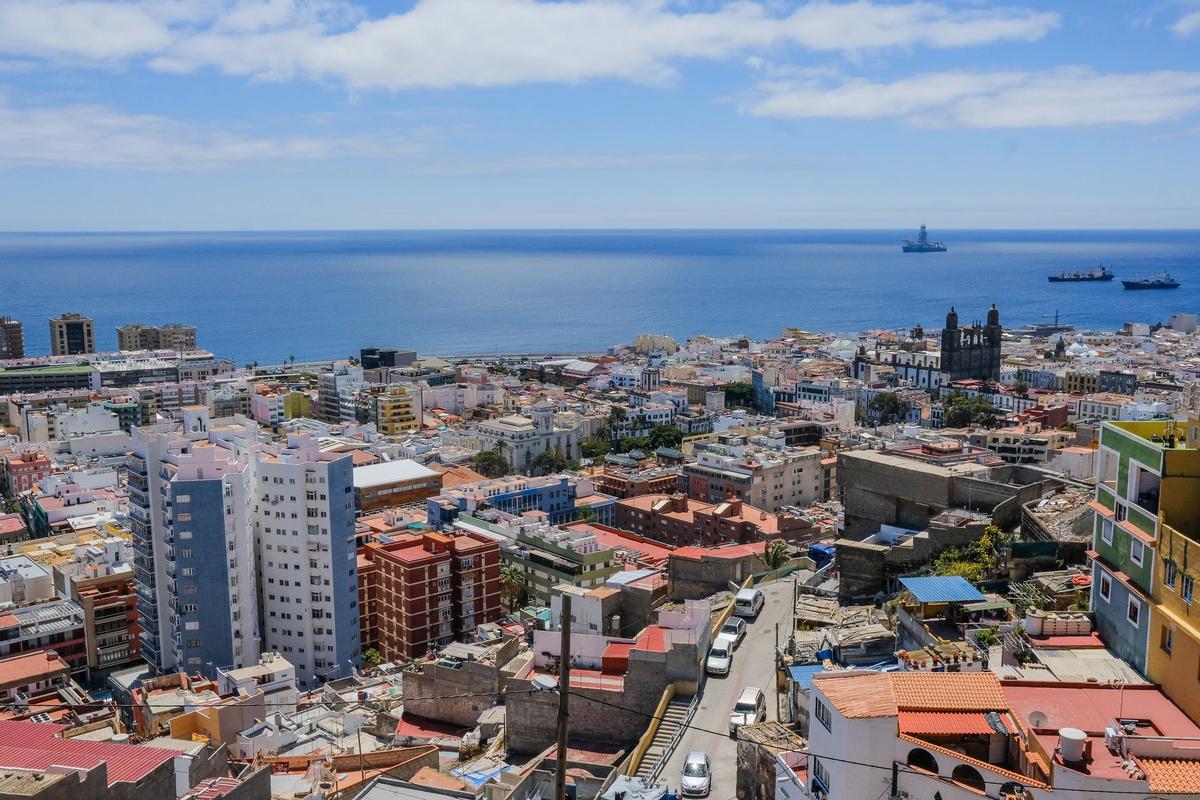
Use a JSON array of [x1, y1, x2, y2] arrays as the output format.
[[1028, 711, 1048, 728], [532, 675, 559, 693]]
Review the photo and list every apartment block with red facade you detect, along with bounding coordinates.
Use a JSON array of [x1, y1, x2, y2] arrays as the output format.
[[359, 531, 501, 661], [2, 449, 51, 496], [614, 493, 817, 547]]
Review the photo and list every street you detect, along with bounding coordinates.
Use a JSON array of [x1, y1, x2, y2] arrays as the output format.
[[660, 580, 794, 800]]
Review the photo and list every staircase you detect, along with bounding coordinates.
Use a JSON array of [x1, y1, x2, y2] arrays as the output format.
[[635, 696, 694, 782]]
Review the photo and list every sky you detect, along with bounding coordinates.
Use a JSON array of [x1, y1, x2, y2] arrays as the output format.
[[2, 0, 1200, 230]]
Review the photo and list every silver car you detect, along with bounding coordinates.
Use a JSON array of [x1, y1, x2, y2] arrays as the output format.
[[680, 751, 711, 797]]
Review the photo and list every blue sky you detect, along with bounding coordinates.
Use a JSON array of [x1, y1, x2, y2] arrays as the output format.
[[2, 0, 1200, 229]]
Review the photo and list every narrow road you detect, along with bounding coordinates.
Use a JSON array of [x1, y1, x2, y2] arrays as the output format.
[[660, 580, 794, 799]]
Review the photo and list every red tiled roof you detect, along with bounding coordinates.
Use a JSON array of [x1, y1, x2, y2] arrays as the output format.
[[898, 711, 997, 735], [671, 542, 767, 561], [1138, 757, 1200, 793], [0, 720, 174, 786], [812, 672, 897, 719], [891, 672, 1007, 712], [634, 626, 668, 653]]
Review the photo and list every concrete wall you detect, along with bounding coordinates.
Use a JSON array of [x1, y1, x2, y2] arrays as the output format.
[[669, 553, 763, 600], [403, 658, 508, 727]]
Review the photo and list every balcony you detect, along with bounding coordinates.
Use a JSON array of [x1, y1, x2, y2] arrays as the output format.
[[126, 455, 148, 476]]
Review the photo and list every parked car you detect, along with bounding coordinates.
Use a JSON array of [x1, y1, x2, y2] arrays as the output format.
[[706, 638, 733, 676], [680, 751, 711, 797], [729, 686, 767, 736], [733, 588, 764, 618], [718, 617, 747, 648]]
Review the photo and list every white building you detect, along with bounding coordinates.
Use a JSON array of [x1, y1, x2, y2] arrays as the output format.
[[792, 669, 1200, 800], [253, 434, 360, 689], [475, 399, 579, 474], [421, 382, 502, 414]]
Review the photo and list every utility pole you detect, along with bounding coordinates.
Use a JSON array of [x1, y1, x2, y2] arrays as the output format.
[[555, 593, 572, 800], [774, 621, 782, 721]]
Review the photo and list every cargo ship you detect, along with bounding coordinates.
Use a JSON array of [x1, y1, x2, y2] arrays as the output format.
[[902, 225, 947, 253], [1048, 266, 1114, 283], [1122, 272, 1180, 290]]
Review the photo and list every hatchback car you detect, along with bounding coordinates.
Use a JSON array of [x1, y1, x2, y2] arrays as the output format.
[[705, 639, 733, 676], [718, 618, 747, 648], [680, 751, 711, 797]]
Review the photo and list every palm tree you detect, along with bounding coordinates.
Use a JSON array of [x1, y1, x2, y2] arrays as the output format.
[[762, 539, 792, 571], [499, 563, 526, 611]]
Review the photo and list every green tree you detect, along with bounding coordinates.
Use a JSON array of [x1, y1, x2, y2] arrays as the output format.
[[532, 446, 571, 475], [648, 424, 683, 450], [620, 436, 652, 453], [576, 504, 597, 524], [931, 524, 1008, 583], [869, 392, 910, 425], [362, 648, 383, 669], [500, 563, 526, 611], [723, 381, 755, 408], [580, 438, 611, 459], [473, 445, 509, 478], [941, 392, 999, 429], [762, 539, 792, 571]]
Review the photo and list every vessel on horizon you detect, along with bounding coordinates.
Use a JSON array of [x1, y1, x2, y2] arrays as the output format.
[[1049, 266, 1114, 283], [902, 224, 947, 253], [1122, 272, 1180, 290]]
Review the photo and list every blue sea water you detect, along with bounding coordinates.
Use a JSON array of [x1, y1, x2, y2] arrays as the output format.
[[1, 229, 1197, 365]]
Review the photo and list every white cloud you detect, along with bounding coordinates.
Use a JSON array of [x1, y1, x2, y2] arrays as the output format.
[[0, 0, 1059, 88], [1174, 9, 1200, 36], [741, 67, 1200, 127], [0, 98, 423, 169]]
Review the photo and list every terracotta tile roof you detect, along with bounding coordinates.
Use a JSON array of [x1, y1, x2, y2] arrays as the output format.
[[1139, 757, 1200, 793], [898, 711, 996, 735], [812, 672, 897, 718], [890, 672, 1007, 712], [897, 733, 1049, 790]]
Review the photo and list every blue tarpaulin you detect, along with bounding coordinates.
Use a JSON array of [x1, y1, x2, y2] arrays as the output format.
[[898, 576, 985, 604]]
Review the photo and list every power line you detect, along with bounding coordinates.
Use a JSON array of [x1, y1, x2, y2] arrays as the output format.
[[563, 689, 1168, 796]]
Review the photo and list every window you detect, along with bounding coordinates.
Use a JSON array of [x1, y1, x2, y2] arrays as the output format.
[[183, 603, 197, 613], [1101, 521, 1113, 545], [1161, 625, 1174, 654], [1184, 575, 1195, 603], [812, 758, 830, 791], [1115, 502, 1128, 523], [1100, 574, 1112, 602], [1127, 598, 1141, 628], [1165, 560, 1178, 589], [815, 698, 832, 732], [1131, 538, 1145, 567]]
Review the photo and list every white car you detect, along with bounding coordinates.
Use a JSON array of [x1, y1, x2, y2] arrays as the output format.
[[729, 687, 767, 736], [705, 638, 733, 676], [718, 618, 747, 648], [680, 751, 711, 797]]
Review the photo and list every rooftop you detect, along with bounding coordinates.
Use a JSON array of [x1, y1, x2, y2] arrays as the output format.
[[353, 459, 439, 489]]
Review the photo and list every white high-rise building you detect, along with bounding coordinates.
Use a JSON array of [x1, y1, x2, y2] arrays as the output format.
[[129, 411, 359, 687], [253, 434, 360, 689]]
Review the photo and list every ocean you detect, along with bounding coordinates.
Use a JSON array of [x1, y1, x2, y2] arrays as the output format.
[[1, 229, 1197, 365]]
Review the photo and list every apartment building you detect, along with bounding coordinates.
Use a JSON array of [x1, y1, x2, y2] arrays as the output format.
[[255, 435, 360, 687], [365, 384, 422, 435], [1089, 419, 1200, 723], [128, 409, 261, 677], [53, 537, 140, 678], [2, 449, 51, 495], [48, 313, 95, 355], [683, 435, 822, 512], [316, 364, 364, 422], [0, 316, 23, 360], [358, 531, 500, 661], [130, 409, 360, 687], [116, 322, 198, 352], [453, 515, 617, 602], [427, 474, 583, 527], [614, 493, 812, 546], [0, 598, 86, 670]]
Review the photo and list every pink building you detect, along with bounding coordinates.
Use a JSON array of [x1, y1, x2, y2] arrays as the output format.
[[3, 450, 51, 495]]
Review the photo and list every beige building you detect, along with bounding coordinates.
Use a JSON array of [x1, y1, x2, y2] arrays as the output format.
[[116, 322, 198, 351], [682, 435, 823, 512], [369, 384, 422, 435], [48, 312, 94, 355]]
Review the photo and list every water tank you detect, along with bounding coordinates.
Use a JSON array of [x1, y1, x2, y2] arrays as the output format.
[[1059, 728, 1087, 763]]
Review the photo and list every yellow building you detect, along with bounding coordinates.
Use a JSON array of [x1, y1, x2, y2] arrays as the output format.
[[282, 389, 312, 419], [370, 385, 421, 435], [1141, 415, 1200, 724]]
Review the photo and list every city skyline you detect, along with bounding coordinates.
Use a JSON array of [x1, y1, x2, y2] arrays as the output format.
[[2, 0, 1199, 230]]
